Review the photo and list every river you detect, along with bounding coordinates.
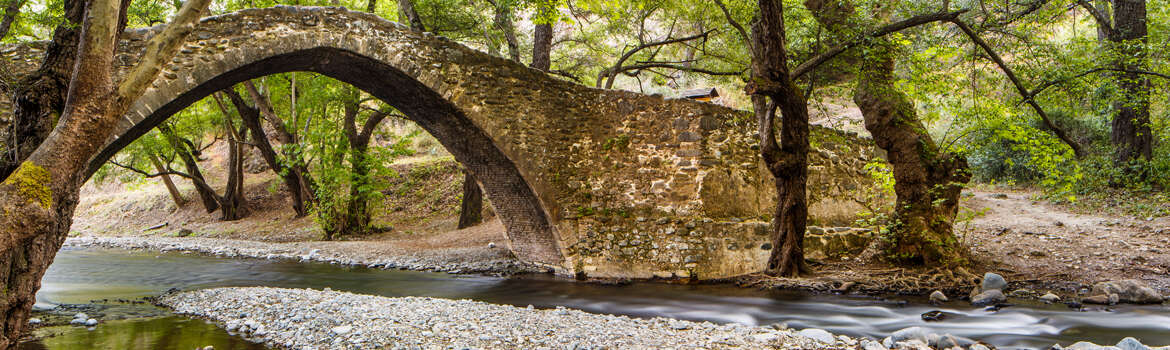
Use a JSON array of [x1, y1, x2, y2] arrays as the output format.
[[19, 247, 1170, 349]]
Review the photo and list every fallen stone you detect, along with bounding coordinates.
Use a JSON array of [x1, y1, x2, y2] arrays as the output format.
[[1116, 337, 1151, 350], [1040, 293, 1061, 303], [1083, 294, 1118, 305]]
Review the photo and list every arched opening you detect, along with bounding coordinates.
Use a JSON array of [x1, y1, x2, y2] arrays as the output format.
[[87, 47, 563, 265]]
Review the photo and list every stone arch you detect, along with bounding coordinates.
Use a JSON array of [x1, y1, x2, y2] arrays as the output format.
[[85, 7, 564, 265]]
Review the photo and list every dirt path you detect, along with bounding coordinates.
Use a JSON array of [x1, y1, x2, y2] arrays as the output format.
[[962, 189, 1170, 293]]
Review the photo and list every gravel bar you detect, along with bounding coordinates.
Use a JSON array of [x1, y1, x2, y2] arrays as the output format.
[[65, 236, 547, 275], [159, 287, 863, 350]]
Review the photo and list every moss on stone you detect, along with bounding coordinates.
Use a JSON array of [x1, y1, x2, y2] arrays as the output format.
[[3, 161, 52, 209]]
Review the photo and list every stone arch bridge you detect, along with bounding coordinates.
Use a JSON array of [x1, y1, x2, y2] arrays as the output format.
[[1, 6, 881, 280]]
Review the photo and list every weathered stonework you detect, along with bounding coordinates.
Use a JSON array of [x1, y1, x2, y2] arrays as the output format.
[[1, 6, 887, 279]]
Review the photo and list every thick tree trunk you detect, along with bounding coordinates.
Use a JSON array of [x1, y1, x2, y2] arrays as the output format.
[[854, 39, 970, 265], [0, 0, 85, 179], [397, 0, 425, 32], [149, 152, 185, 207], [531, 23, 552, 72], [230, 90, 310, 217], [365, 0, 376, 13], [344, 146, 371, 234], [159, 124, 218, 213], [1109, 0, 1152, 165], [0, 0, 208, 345], [458, 170, 483, 229], [750, 0, 810, 277]]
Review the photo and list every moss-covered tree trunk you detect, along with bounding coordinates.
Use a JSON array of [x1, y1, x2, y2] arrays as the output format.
[[854, 40, 970, 265], [230, 89, 311, 217], [0, 0, 208, 344]]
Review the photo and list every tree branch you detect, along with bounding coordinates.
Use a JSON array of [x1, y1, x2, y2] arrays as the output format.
[[1074, 0, 1113, 35], [792, 10, 968, 79], [711, 0, 751, 52], [114, 0, 211, 109], [950, 18, 1084, 157]]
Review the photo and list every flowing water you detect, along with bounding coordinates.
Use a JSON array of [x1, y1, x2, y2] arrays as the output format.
[[19, 247, 1170, 349]]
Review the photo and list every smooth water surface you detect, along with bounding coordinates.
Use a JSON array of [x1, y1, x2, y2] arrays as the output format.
[[23, 247, 1170, 349]]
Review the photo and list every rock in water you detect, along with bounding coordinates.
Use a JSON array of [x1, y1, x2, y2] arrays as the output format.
[[929, 290, 948, 304], [1040, 293, 1061, 303], [890, 327, 931, 344], [28, 318, 42, 325], [1092, 280, 1165, 304], [798, 328, 834, 344], [1116, 337, 1151, 350], [85, 318, 98, 326], [981, 272, 1007, 292], [971, 289, 1006, 306], [861, 339, 888, 350]]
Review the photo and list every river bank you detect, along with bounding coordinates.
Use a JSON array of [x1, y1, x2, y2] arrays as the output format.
[[156, 286, 864, 349], [64, 228, 545, 276]]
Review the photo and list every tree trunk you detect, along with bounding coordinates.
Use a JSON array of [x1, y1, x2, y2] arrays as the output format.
[[397, 0, 425, 32], [230, 89, 310, 217], [149, 151, 185, 207], [1109, 0, 1152, 165], [458, 169, 483, 229], [0, 0, 85, 179], [750, 0, 810, 277], [854, 39, 970, 265], [532, 23, 552, 72], [492, 1, 520, 62], [365, 0, 376, 13], [159, 124, 219, 213], [219, 111, 247, 221], [0, 0, 209, 344], [339, 103, 389, 237], [0, 0, 23, 40]]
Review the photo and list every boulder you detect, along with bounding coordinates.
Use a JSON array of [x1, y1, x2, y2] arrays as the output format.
[[981, 272, 1007, 292], [1083, 294, 1119, 305], [972, 289, 1006, 306], [1040, 293, 1061, 303], [1092, 280, 1165, 304]]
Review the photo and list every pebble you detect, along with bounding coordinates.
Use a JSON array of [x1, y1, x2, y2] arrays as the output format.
[[1041, 293, 1061, 303], [797, 328, 834, 343], [85, 318, 98, 326], [971, 289, 1006, 306], [159, 287, 863, 349], [64, 236, 546, 276]]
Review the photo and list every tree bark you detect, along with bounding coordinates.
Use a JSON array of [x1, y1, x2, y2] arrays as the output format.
[[1109, 0, 1152, 164], [159, 124, 219, 213], [0, 0, 23, 40], [530, 2, 554, 72], [0, 0, 209, 344], [397, 0, 425, 32], [1, 0, 85, 180], [491, 0, 520, 62], [149, 151, 186, 207], [229, 89, 310, 217], [853, 39, 970, 265], [458, 169, 483, 229], [748, 0, 811, 277]]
